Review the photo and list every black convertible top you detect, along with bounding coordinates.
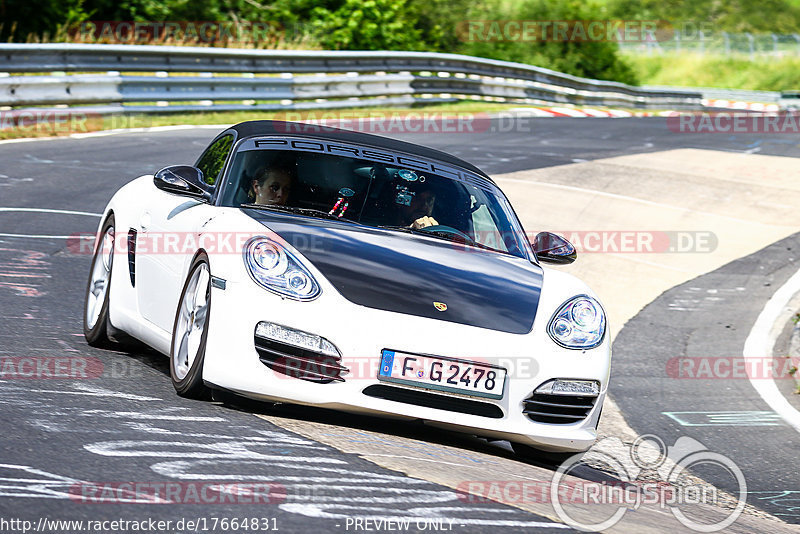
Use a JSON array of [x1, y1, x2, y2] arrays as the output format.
[[226, 120, 493, 183]]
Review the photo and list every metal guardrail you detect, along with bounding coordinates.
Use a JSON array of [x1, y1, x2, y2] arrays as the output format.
[[0, 43, 704, 113], [644, 85, 781, 104]]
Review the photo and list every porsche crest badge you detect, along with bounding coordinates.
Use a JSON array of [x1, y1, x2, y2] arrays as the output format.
[[433, 302, 447, 312]]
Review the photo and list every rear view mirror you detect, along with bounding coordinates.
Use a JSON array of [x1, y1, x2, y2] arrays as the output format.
[[532, 232, 577, 264]]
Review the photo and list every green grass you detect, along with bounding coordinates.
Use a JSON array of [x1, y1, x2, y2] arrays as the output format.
[[0, 98, 676, 142], [0, 101, 534, 140], [623, 52, 800, 91]]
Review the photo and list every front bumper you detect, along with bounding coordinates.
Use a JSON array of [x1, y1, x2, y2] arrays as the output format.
[[203, 275, 611, 453]]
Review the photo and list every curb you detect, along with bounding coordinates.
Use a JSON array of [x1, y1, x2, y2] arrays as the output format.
[[702, 99, 780, 112], [790, 316, 800, 392], [509, 106, 659, 118]]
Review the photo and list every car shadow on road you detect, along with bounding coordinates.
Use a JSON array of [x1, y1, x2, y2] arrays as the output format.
[[207, 388, 623, 486]]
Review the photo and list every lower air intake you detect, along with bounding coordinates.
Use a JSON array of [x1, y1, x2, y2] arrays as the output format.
[[254, 336, 348, 383], [523, 393, 597, 424]]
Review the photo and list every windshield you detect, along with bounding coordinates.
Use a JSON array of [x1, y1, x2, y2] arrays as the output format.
[[219, 137, 529, 258]]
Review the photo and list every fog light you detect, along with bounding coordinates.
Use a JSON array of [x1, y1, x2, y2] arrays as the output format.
[[255, 322, 339, 357], [535, 379, 600, 397]]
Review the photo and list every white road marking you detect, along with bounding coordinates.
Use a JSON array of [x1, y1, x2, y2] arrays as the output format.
[[742, 267, 800, 433], [24, 155, 54, 164], [21, 388, 161, 401], [80, 411, 225, 422], [0, 207, 101, 217], [0, 464, 84, 499], [663, 411, 785, 426], [151, 459, 432, 484], [0, 234, 77, 239], [0, 207, 101, 238], [85, 440, 348, 462], [22, 383, 161, 401]]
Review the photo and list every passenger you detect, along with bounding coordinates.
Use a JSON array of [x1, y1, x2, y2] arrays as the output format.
[[250, 161, 295, 206]]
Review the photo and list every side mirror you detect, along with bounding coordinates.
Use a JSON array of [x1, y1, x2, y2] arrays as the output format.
[[532, 231, 577, 264], [154, 165, 213, 202]]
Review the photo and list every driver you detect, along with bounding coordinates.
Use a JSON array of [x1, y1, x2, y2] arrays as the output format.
[[395, 180, 438, 229]]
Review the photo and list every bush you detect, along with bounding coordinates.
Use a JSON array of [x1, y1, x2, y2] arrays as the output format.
[[459, 0, 638, 85], [1, 0, 87, 41], [607, 0, 800, 35], [306, 0, 423, 50]]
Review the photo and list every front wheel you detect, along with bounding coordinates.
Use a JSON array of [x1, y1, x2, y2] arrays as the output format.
[[170, 253, 212, 399], [83, 215, 116, 347]]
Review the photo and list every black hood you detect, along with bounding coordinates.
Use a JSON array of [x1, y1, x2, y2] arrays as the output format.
[[243, 209, 543, 335]]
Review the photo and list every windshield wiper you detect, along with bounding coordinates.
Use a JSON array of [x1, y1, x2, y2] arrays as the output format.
[[241, 203, 359, 224]]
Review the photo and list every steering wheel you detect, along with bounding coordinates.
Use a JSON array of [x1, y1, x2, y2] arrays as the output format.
[[418, 224, 476, 245]]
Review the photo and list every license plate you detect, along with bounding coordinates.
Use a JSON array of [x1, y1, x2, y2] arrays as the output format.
[[377, 350, 506, 399]]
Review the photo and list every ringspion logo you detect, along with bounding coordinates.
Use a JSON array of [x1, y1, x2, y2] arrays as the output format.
[[551, 435, 746, 531]]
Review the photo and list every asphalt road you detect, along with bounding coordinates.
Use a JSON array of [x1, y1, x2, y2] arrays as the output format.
[[612, 232, 800, 523], [1, 116, 799, 532]]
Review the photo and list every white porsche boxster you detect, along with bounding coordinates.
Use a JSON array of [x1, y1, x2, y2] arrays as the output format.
[[83, 121, 610, 454]]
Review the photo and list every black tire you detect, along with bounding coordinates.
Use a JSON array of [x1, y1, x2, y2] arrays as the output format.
[[170, 253, 212, 399], [83, 215, 116, 348]]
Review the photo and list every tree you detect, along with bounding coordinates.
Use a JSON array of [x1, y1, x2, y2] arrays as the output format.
[[460, 0, 638, 84]]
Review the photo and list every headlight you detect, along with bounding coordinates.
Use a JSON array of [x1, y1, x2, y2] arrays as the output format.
[[547, 295, 605, 349], [243, 236, 320, 300]]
